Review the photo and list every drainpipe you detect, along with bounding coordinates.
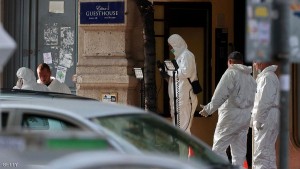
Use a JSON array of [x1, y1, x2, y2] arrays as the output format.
[[272, 0, 290, 168]]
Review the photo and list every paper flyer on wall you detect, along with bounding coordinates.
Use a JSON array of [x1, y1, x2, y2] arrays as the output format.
[[43, 52, 53, 64], [56, 66, 67, 83]]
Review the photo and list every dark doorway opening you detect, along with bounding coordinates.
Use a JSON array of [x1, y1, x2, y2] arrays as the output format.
[[162, 2, 212, 116]]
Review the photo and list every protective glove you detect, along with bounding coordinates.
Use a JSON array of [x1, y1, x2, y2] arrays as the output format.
[[199, 104, 209, 117], [254, 121, 263, 131], [167, 70, 173, 77], [16, 78, 23, 89]]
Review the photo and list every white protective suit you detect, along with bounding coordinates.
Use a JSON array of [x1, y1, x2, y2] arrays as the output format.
[[37, 77, 71, 94], [252, 65, 280, 169], [167, 34, 198, 134], [13, 67, 49, 92], [201, 64, 256, 167]]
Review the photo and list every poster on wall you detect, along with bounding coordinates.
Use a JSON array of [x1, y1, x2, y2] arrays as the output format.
[[56, 66, 67, 83], [44, 23, 59, 45], [245, 0, 273, 62], [80, 1, 125, 24]]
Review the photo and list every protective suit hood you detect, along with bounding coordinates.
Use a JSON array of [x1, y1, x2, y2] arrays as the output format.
[[168, 34, 187, 59], [14, 67, 49, 92], [229, 64, 252, 74], [16, 67, 37, 84], [257, 65, 277, 78]]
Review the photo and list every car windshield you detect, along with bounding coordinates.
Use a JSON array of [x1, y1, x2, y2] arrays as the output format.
[[90, 114, 228, 166]]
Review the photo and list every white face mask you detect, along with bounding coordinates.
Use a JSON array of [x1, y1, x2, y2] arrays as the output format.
[[170, 49, 175, 54]]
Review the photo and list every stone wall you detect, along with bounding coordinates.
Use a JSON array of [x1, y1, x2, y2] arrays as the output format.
[[74, 0, 144, 106]]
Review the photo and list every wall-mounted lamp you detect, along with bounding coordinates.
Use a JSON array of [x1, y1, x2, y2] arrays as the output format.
[[133, 68, 144, 79]]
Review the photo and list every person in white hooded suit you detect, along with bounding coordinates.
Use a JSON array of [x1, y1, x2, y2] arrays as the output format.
[[37, 63, 71, 94], [13, 67, 49, 92], [251, 62, 280, 169], [199, 51, 256, 168], [166, 34, 198, 134]]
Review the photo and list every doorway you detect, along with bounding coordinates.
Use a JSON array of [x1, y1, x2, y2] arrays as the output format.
[[160, 2, 212, 116]]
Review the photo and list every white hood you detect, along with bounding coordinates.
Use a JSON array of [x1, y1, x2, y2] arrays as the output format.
[[167, 34, 187, 59]]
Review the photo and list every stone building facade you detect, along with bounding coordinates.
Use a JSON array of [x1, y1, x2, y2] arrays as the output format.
[[74, 0, 144, 105]]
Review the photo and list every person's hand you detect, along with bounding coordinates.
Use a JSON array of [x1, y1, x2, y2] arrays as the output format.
[[255, 121, 263, 131], [16, 78, 23, 89], [167, 71, 173, 77], [199, 104, 209, 117]]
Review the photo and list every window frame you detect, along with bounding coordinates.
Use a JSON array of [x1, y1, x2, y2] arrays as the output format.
[[6, 108, 91, 132]]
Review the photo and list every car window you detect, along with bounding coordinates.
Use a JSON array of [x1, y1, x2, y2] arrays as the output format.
[[91, 114, 228, 166], [22, 114, 79, 131]]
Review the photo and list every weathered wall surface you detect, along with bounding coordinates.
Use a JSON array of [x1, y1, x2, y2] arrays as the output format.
[[75, 0, 144, 105]]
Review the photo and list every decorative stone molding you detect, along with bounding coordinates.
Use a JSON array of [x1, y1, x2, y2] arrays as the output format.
[[75, 0, 143, 106]]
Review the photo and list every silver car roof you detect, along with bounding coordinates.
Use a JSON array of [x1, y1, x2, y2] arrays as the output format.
[[0, 98, 147, 154], [0, 98, 146, 118]]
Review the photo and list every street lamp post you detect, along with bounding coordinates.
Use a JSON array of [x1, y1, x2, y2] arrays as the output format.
[[134, 68, 145, 109], [164, 60, 179, 127]]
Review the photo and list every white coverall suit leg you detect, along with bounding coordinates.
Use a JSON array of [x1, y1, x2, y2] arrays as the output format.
[[202, 64, 256, 167], [252, 65, 280, 169], [167, 34, 198, 134]]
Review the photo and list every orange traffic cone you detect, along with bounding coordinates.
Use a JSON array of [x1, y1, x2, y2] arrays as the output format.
[[243, 160, 248, 169], [188, 146, 194, 158]]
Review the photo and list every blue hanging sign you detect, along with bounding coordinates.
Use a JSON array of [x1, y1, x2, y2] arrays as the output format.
[[80, 2, 125, 24]]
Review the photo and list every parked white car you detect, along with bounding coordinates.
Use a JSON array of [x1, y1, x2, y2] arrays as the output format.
[[46, 151, 208, 169], [0, 131, 138, 169], [0, 89, 237, 169]]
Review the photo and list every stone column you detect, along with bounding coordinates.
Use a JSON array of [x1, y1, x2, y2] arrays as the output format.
[[74, 0, 144, 106]]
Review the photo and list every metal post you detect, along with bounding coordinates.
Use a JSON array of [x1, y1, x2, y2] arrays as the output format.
[[140, 79, 145, 109], [278, 61, 290, 169], [272, 0, 290, 168], [172, 71, 178, 126]]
